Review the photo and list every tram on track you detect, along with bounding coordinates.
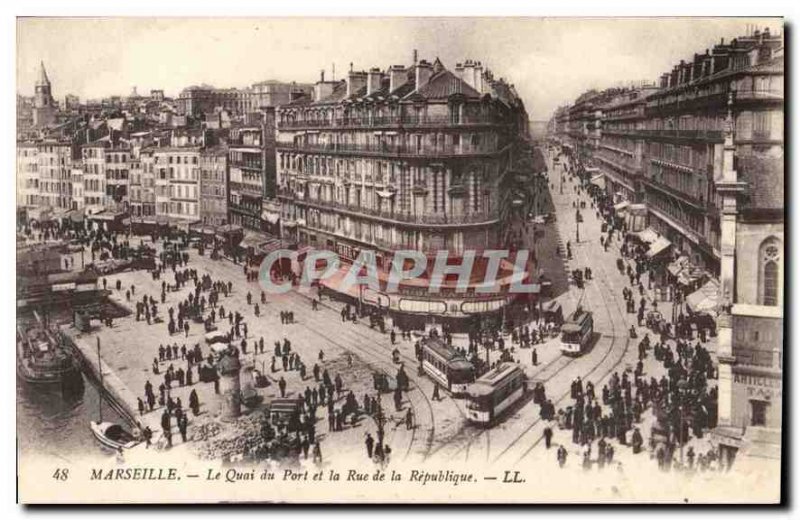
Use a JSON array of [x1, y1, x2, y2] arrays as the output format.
[[559, 307, 594, 356], [420, 337, 475, 396], [465, 363, 527, 425]]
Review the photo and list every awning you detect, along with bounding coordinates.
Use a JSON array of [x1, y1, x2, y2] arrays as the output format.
[[240, 230, 271, 250], [88, 211, 125, 221], [677, 265, 705, 287], [614, 201, 630, 212], [376, 190, 396, 198], [216, 224, 243, 235], [667, 256, 690, 277], [261, 210, 280, 225], [646, 236, 672, 259], [590, 174, 605, 189], [257, 238, 286, 256], [686, 279, 720, 315], [69, 209, 86, 223], [634, 227, 660, 243]]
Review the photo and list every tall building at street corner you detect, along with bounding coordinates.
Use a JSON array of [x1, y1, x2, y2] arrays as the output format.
[[639, 28, 783, 278], [712, 31, 784, 470], [549, 27, 784, 469], [227, 107, 279, 233], [275, 56, 533, 329]]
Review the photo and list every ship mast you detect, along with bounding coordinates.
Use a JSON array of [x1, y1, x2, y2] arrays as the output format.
[[97, 337, 103, 422]]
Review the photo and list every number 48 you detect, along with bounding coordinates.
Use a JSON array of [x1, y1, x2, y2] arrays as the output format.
[[52, 468, 69, 481]]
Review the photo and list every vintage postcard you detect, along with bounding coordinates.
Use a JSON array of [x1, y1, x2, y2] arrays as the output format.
[[15, 16, 784, 504]]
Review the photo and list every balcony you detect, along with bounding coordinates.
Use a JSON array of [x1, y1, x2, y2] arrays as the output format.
[[642, 175, 707, 212], [596, 153, 641, 177], [637, 128, 724, 141], [276, 141, 505, 159], [277, 189, 498, 227], [277, 114, 508, 130], [734, 89, 784, 102], [646, 91, 728, 114]]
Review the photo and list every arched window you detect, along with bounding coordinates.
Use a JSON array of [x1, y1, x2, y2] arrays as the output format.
[[759, 237, 782, 306]]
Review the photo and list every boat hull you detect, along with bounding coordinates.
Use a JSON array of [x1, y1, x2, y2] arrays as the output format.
[[90, 421, 138, 451]]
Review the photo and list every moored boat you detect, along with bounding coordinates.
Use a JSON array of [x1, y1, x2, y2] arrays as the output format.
[[16, 316, 81, 387], [89, 421, 139, 450]]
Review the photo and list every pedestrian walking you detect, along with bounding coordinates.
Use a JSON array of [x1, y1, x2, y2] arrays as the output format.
[[365, 433, 374, 459], [544, 425, 553, 449]]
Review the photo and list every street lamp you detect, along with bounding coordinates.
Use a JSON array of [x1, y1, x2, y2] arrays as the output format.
[[575, 208, 581, 243]]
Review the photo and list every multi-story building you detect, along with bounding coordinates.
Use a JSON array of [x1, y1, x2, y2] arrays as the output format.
[[136, 149, 157, 218], [550, 27, 784, 469], [596, 86, 658, 205], [81, 143, 107, 210], [153, 147, 201, 222], [34, 141, 74, 209], [228, 126, 266, 230], [642, 29, 783, 276], [200, 147, 228, 226], [177, 82, 313, 117], [275, 57, 530, 328], [17, 95, 34, 135], [548, 105, 570, 149], [712, 30, 784, 469], [248, 81, 313, 112], [17, 143, 39, 207], [70, 167, 85, 210], [103, 146, 132, 212], [566, 90, 606, 167]]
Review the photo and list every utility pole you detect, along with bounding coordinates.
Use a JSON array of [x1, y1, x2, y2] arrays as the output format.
[[97, 337, 103, 422]]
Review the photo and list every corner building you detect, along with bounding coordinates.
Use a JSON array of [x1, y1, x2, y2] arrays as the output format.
[[276, 58, 531, 329]]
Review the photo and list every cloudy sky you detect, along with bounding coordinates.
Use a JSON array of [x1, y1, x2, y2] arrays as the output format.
[[17, 17, 782, 120]]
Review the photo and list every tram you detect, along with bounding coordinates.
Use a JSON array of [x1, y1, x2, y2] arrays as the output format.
[[465, 363, 527, 425], [559, 307, 594, 356], [420, 337, 474, 395]]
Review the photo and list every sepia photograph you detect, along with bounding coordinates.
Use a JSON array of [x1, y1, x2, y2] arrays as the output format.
[[13, 15, 785, 504]]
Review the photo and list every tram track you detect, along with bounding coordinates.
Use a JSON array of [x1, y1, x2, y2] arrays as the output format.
[[195, 256, 438, 463], [282, 289, 438, 462], [510, 228, 632, 463], [488, 174, 633, 466]]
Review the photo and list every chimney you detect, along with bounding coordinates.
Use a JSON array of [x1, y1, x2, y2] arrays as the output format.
[[313, 77, 335, 102], [461, 60, 476, 90], [474, 61, 484, 93], [389, 65, 407, 93], [454, 62, 464, 81], [347, 70, 367, 97], [415, 60, 433, 90], [367, 68, 383, 95]]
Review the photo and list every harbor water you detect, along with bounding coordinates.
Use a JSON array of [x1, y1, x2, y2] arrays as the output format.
[[17, 373, 124, 462]]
